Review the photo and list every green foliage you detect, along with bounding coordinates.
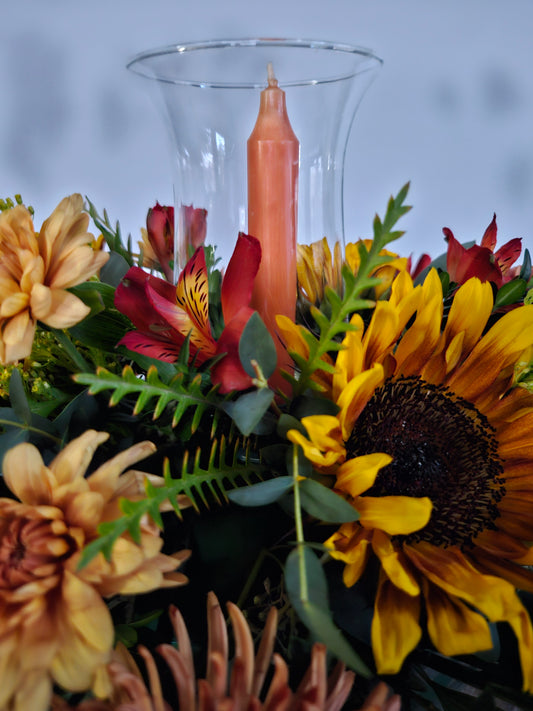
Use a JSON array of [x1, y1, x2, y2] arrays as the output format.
[[287, 183, 412, 397], [239, 312, 277, 380], [0, 194, 33, 215], [74, 364, 222, 433], [494, 278, 527, 309], [284, 545, 370, 676], [78, 437, 265, 569], [85, 198, 137, 267]]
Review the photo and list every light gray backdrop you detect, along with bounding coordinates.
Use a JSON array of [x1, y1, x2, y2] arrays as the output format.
[[1, 0, 532, 262]]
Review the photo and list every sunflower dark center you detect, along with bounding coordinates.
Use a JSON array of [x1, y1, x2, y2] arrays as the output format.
[[346, 376, 505, 547]]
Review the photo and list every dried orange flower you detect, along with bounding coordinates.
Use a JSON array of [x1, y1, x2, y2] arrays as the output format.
[[0, 194, 109, 363], [0, 430, 190, 711], [53, 592, 401, 711]]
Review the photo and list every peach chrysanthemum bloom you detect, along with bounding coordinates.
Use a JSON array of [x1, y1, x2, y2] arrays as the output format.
[[0, 194, 109, 363], [52, 592, 401, 711], [0, 430, 190, 711]]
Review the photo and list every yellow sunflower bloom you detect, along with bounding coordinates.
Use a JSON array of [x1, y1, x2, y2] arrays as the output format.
[[0, 195, 109, 364], [0, 430, 190, 711], [287, 269, 533, 690], [296, 237, 409, 305]]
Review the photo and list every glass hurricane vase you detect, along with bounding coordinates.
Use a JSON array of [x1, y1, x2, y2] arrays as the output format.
[[127, 38, 382, 277]]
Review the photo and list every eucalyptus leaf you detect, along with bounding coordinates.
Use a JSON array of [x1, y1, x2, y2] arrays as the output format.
[[99, 251, 131, 287], [299, 477, 360, 523], [223, 388, 274, 436], [239, 312, 277, 379], [277, 413, 307, 438], [285, 546, 329, 611], [286, 446, 313, 479], [227, 476, 294, 506], [285, 546, 370, 676]]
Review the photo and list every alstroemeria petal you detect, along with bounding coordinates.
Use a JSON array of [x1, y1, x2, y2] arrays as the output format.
[[221, 233, 261, 324], [176, 247, 211, 342], [212, 307, 255, 393]]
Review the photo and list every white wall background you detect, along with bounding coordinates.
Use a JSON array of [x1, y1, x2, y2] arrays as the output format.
[[1, 0, 532, 262]]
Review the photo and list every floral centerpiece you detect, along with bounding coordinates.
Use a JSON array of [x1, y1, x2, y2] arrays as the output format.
[[1, 185, 533, 711]]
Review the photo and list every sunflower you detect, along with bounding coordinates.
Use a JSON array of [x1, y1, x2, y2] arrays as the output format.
[[296, 238, 410, 306], [286, 268, 533, 690]]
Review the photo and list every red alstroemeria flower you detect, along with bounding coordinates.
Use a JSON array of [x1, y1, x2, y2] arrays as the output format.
[[443, 214, 522, 288], [145, 203, 207, 282], [115, 233, 261, 393], [146, 203, 175, 281]]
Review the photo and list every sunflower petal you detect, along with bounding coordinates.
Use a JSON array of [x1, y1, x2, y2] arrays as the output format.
[[423, 578, 493, 656], [371, 570, 422, 675], [357, 496, 432, 536], [372, 530, 420, 596], [335, 453, 392, 498]]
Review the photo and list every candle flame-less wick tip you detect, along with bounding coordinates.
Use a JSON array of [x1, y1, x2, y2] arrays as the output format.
[[266, 62, 278, 87]]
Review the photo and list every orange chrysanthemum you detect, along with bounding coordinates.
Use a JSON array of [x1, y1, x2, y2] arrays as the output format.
[[0, 430, 190, 711], [52, 592, 401, 711], [285, 268, 533, 690], [0, 194, 109, 364]]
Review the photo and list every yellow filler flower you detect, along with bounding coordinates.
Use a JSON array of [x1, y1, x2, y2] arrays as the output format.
[[287, 269, 533, 690], [0, 194, 109, 363], [0, 430, 190, 711]]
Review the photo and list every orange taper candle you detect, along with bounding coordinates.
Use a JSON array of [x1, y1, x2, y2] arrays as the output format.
[[247, 63, 299, 387]]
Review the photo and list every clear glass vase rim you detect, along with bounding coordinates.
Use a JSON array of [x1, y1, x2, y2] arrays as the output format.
[[126, 38, 383, 88]]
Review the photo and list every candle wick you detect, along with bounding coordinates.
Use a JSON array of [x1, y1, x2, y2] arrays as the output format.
[[266, 62, 278, 88]]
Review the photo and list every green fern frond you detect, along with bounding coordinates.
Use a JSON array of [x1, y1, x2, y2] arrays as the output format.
[[74, 364, 221, 432], [288, 183, 412, 397], [77, 437, 265, 569], [85, 198, 136, 266]]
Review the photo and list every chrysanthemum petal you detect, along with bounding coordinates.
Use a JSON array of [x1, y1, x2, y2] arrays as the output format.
[[3, 442, 54, 505], [0, 291, 29, 318], [357, 496, 432, 535], [50, 430, 109, 485], [30, 284, 90, 329], [423, 578, 493, 656], [371, 571, 422, 675]]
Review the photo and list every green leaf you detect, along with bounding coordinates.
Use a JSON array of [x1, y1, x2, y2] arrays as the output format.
[[299, 477, 360, 523], [8, 370, 31, 425], [494, 278, 527, 309], [239, 312, 277, 379], [227, 476, 294, 506], [285, 546, 370, 676], [277, 413, 307, 438], [223, 388, 274, 436], [520, 249, 532, 282], [99, 251, 131, 287]]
